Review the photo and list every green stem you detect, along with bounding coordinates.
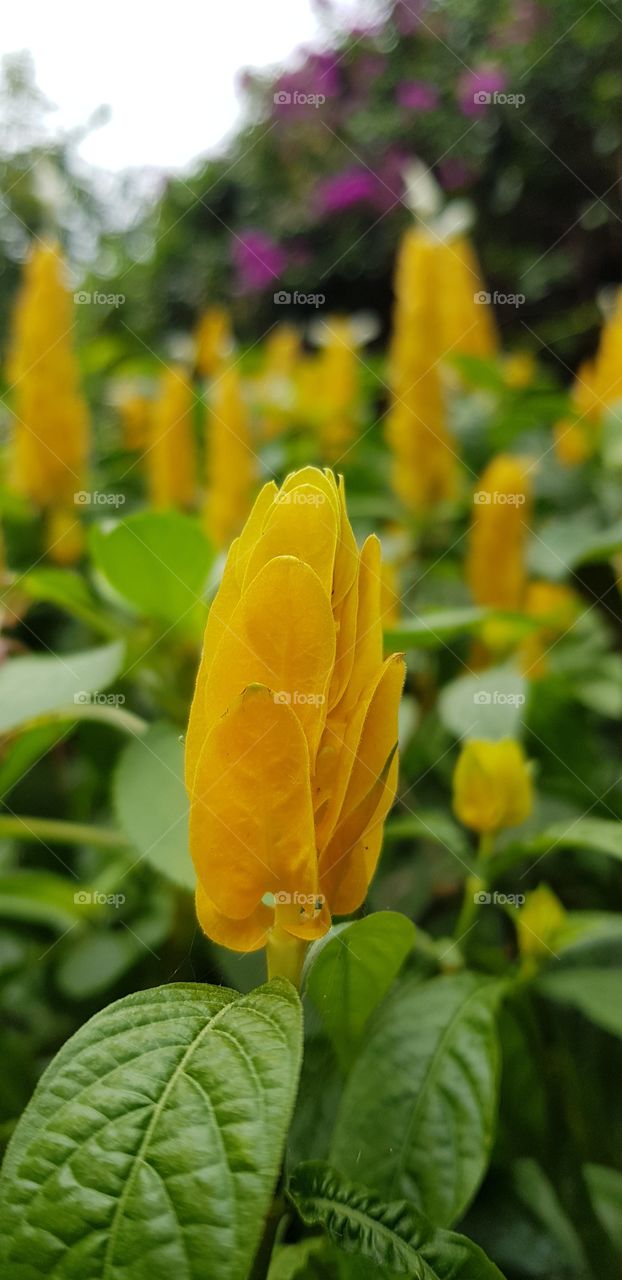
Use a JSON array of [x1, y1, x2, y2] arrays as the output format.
[[265, 928, 308, 989], [454, 832, 495, 941], [0, 815, 130, 850]]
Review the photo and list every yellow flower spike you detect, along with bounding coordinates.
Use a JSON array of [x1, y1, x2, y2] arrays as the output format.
[[519, 581, 580, 678], [316, 318, 360, 460], [186, 468, 405, 969], [554, 359, 601, 466], [467, 454, 532, 610], [205, 363, 256, 549], [452, 739, 533, 836], [436, 234, 498, 361], [6, 242, 90, 561], [147, 365, 196, 510], [258, 325, 301, 441], [195, 306, 232, 378], [516, 885, 565, 970], [386, 228, 458, 513], [119, 393, 151, 452]]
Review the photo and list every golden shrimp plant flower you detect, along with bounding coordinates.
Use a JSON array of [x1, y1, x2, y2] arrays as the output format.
[[453, 739, 533, 836], [7, 243, 90, 563], [185, 468, 405, 965]]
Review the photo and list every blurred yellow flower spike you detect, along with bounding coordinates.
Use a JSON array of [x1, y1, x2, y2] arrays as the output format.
[[185, 468, 405, 970], [195, 306, 233, 378], [453, 738, 533, 836], [317, 318, 360, 460], [519, 581, 580, 678], [467, 454, 532, 611], [436, 234, 498, 362], [147, 365, 197, 510], [554, 359, 601, 466], [119, 393, 151, 452], [204, 364, 256, 549], [258, 325, 301, 441], [516, 884, 565, 968], [386, 229, 458, 512], [6, 242, 89, 563]]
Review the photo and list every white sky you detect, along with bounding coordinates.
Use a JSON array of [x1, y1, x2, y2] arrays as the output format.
[[0, 0, 369, 172]]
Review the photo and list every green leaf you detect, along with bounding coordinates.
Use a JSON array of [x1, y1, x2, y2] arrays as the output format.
[[331, 973, 502, 1227], [21, 568, 117, 636], [385, 608, 489, 652], [0, 978, 303, 1280], [438, 667, 527, 741], [113, 722, 194, 891], [528, 512, 622, 580], [0, 642, 125, 735], [495, 816, 622, 875], [268, 1239, 334, 1279], [288, 1162, 506, 1278], [0, 872, 101, 932], [537, 968, 622, 1037], [89, 510, 213, 627], [303, 912, 415, 1070]]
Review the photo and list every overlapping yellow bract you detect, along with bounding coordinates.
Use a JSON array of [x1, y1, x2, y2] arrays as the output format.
[[195, 306, 232, 378], [185, 467, 405, 952], [554, 290, 622, 465], [467, 454, 532, 611], [147, 366, 196, 510], [453, 738, 532, 835], [6, 242, 89, 562], [386, 227, 496, 512], [316, 319, 359, 460], [204, 364, 256, 548]]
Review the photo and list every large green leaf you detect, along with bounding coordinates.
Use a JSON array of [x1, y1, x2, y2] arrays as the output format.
[[537, 968, 622, 1037], [0, 979, 302, 1280], [89, 510, 212, 628], [0, 642, 125, 735], [493, 817, 622, 876], [21, 568, 117, 636], [438, 667, 527, 741], [289, 1162, 506, 1278], [385, 608, 490, 652], [303, 912, 415, 1070], [113, 721, 194, 891], [331, 973, 502, 1227]]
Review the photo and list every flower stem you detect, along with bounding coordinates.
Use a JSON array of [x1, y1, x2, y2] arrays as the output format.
[[265, 928, 308, 989], [454, 832, 495, 941]]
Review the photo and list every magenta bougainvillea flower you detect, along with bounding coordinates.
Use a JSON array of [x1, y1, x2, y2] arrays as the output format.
[[232, 231, 287, 293], [458, 66, 508, 117], [316, 168, 379, 214], [396, 80, 439, 112]]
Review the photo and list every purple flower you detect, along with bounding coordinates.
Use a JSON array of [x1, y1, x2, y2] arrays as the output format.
[[272, 51, 341, 119], [458, 67, 508, 117], [232, 231, 287, 293], [316, 168, 379, 214], [396, 80, 439, 112]]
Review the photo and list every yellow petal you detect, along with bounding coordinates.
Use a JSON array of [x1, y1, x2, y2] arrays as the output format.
[[190, 684, 318, 920], [332, 474, 359, 607], [243, 483, 339, 599], [200, 556, 335, 765], [195, 881, 272, 952], [233, 480, 279, 585], [342, 535, 384, 711], [321, 745, 398, 914], [184, 538, 242, 788]]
